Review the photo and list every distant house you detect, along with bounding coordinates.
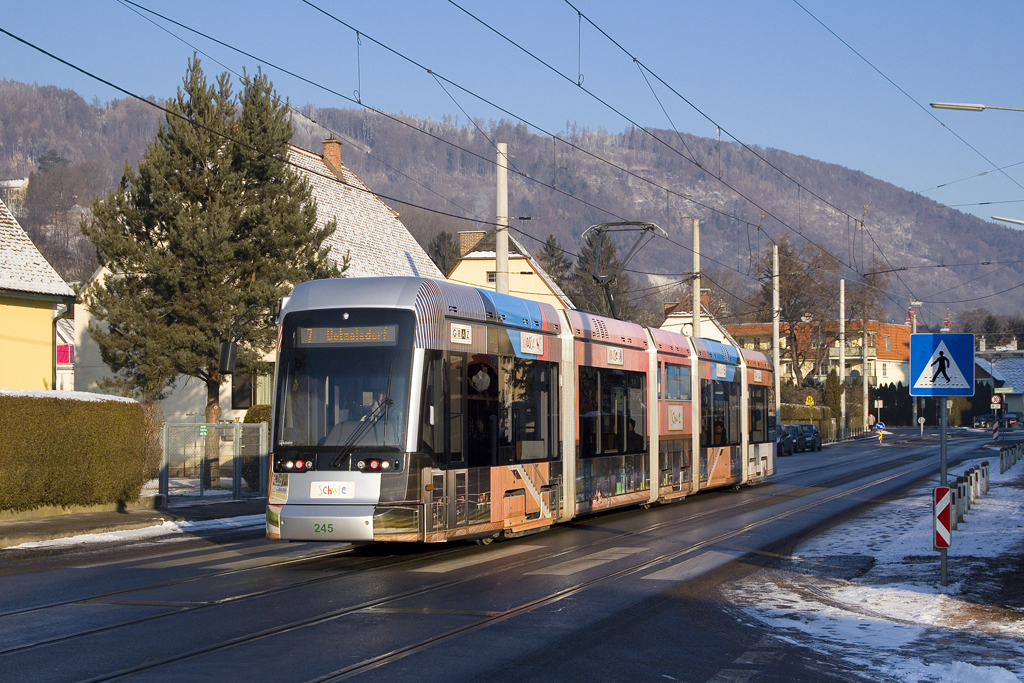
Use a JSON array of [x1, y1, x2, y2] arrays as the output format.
[[725, 319, 911, 386], [447, 229, 574, 309], [75, 139, 443, 421], [0, 177, 29, 218], [0, 199, 75, 390]]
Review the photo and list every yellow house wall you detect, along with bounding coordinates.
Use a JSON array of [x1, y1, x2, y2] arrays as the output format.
[[447, 256, 567, 309], [0, 296, 54, 390]]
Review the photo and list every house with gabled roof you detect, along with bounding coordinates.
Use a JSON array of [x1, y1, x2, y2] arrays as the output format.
[[447, 229, 574, 310], [75, 139, 443, 422], [0, 199, 75, 390]]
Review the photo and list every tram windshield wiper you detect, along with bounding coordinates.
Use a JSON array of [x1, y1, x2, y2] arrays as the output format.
[[331, 364, 394, 469]]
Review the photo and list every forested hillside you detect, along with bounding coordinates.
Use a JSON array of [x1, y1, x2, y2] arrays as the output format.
[[3, 79, 1022, 327]]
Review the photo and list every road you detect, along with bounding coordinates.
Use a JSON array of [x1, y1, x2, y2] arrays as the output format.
[[0, 428, 996, 683]]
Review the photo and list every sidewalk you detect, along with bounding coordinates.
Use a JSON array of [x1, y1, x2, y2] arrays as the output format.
[[0, 496, 268, 549]]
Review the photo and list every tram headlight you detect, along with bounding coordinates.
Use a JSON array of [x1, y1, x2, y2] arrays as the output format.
[[284, 460, 294, 470]]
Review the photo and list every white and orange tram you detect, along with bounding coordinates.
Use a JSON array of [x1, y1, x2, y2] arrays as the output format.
[[266, 276, 775, 543]]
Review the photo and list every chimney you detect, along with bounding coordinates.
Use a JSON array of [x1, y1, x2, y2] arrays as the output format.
[[459, 231, 486, 256], [980, 336, 986, 352], [700, 292, 709, 308], [322, 137, 343, 177]]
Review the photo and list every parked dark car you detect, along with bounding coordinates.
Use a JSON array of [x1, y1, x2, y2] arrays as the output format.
[[974, 414, 996, 429], [784, 425, 807, 453], [798, 423, 822, 451], [776, 427, 794, 456]]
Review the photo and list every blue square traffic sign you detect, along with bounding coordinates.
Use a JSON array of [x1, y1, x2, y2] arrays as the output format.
[[909, 333, 975, 396]]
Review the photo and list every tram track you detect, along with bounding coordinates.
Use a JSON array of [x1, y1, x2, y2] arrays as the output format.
[[0, 436, 985, 674], [71, 453, 942, 683]]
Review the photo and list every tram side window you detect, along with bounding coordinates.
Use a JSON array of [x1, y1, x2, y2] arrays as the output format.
[[748, 384, 768, 444], [504, 357, 559, 462], [419, 351, 445, 459], [579, 366, 647, 458], [664, 364, 691, 401], [700, 378, 741, 447], [457, 353, 560, 468]]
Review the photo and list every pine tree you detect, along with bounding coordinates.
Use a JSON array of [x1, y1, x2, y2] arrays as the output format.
[[83, 58, 340, 419], [824, 368, 842, 424], [427, 230, 460, 276], [535, 233, 572, 295]]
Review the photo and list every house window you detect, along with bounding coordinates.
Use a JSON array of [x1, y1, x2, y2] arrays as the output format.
[[753, 337, 760, 350], [487, 271, 496, 283], [885, 335, 891, 351], [231, 374, 254, 410], [882, 363, 887, 377]]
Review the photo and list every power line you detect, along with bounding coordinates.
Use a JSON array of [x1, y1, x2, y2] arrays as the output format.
[[791, 0, 1024, 199], [564, 0, 919, 303]]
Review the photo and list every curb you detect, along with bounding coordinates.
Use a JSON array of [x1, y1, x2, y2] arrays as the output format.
[[0, 516, 174, 549]]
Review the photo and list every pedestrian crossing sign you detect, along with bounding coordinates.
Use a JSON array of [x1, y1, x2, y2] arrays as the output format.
[[910, 334, 975, 396]]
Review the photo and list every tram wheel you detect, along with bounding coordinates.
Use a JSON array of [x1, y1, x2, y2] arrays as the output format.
[[475, 533, 499, 546]]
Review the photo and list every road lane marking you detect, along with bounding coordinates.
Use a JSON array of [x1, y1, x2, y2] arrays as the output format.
[[642, 549, 747, 581], [526, 547, 648, 576], [411, 544, 544, 573], [136, 542, 293, 569], [206, 544, 350, 569]]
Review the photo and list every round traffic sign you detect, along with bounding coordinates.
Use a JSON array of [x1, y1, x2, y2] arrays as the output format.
[[991, 395, 1002, 404], [918, 417, 926, 425], [876, 421, 885, 430]]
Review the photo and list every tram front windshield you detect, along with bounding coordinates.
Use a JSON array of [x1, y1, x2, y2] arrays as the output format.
[[275, 309, 414, 452]]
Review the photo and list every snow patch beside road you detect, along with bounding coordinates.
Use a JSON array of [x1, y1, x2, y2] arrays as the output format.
[[725, 450, 1024, 682], [2, 514, 266, 550]]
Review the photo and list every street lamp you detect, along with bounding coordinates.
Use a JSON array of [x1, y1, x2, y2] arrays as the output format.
[[931, 102, 1024, 225], [931, 102, 1024, 113]]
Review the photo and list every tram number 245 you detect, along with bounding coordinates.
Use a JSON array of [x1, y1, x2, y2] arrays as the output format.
[[313, 523, 335, 534]]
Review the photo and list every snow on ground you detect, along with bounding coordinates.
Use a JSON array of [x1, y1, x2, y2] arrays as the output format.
[[724, 447, 1024, 682], [1, 515, 266, 551]]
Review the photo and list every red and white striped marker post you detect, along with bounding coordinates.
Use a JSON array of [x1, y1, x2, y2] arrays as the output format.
[[934, 486, 951, 585]]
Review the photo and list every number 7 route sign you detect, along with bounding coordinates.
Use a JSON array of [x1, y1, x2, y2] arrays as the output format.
[[910, 333, 975, 397]]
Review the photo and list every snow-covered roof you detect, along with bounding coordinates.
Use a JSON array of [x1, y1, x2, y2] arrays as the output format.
[[976, 356, 1024, 392], [0, 199, 75, 299], [287, 144, 443, 280]]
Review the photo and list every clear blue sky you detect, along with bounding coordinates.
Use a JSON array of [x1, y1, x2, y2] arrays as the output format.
[[4, 0, 1024, 226]]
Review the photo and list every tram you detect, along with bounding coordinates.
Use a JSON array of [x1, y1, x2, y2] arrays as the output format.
[[266, 276, 775, 543]]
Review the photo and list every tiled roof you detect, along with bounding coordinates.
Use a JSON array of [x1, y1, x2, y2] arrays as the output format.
[[0, 199, 74, 299], [287, 145, 443, 280]]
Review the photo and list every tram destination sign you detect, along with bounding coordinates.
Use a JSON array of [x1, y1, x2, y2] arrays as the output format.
[[910, 333, 975, 397], [296, 325, 398, 347]]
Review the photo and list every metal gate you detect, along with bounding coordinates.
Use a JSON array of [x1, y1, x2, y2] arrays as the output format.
[[160, 423, 268, 499]]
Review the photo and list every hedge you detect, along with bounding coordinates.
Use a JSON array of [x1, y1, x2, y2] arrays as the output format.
[[780, 403, 833, 431], [0, 392, 147, 512], [244, 404, 271, 424]]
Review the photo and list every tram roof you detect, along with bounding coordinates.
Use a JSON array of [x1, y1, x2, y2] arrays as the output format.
[[283, 277, 561, 334]]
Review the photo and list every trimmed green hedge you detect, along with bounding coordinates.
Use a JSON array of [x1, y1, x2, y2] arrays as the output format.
[[244, 404, 271, 424], [781, 404, 833, 435], [0, 393, 147, 512]]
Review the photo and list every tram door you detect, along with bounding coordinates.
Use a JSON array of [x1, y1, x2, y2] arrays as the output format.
[[430, 352, 473, 535]]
